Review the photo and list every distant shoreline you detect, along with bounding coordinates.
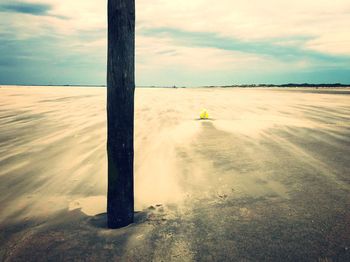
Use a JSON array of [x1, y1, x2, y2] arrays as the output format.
[[214, 83, 350, 88], [0, 83, 350, 88]]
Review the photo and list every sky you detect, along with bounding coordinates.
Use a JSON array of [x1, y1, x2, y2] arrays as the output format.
[[0, 0, 350, 86]]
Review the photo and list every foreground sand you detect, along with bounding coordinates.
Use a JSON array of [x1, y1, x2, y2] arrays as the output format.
[[0, 86, 349, 261]]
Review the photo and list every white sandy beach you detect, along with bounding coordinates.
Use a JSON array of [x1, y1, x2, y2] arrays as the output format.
[[0, 86, 349, 261]]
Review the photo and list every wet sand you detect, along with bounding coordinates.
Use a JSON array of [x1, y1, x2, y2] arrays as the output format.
[[0, 86, 349, 261]]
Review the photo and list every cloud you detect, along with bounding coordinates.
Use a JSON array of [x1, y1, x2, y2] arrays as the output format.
[[0, 2, 51, 15], [140, 27, 350, 63], [136, 26, 350, 85], [0, 0, 349, 85], [0, 1, 67, 19], [0, 31, 106, 85], [137, 0, 350, 55]]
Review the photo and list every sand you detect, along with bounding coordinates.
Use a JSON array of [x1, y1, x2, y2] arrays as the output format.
[[0, 86, 349, 261]]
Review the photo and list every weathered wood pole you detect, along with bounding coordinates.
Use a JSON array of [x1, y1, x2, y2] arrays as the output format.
[[107, 0, 135, 228]]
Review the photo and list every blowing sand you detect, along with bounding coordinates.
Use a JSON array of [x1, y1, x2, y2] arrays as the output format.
[[0, 86, 349, 261]]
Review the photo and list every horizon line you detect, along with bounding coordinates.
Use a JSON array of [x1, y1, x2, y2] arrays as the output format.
[[1, 83, 350, 88]]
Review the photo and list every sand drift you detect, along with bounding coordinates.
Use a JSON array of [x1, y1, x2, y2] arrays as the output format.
[[0, 86, 349, 261]]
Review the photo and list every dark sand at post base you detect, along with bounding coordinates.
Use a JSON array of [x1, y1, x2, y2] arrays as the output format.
[[0, 86, 349, 261]]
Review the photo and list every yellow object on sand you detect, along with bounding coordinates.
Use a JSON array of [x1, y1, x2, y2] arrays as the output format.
[[200, 109, 209, 119]]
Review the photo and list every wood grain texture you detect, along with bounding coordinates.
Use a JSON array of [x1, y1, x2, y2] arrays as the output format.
[[107, 0, 135, 228]]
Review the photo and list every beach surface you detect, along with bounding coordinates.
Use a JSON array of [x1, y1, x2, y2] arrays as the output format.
[[0, 86, 349, 261]]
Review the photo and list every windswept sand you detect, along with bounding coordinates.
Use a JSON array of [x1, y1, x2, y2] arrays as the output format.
[[0, 86, 349, 261]]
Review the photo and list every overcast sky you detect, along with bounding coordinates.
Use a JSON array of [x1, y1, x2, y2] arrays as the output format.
[[1, 0, 350, 86]]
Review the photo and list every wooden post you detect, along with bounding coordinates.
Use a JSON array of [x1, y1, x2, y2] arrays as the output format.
[[107, 0, 135, 228]]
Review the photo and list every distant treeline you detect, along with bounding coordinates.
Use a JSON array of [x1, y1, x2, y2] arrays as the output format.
[[215, 83, 350, 88]]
